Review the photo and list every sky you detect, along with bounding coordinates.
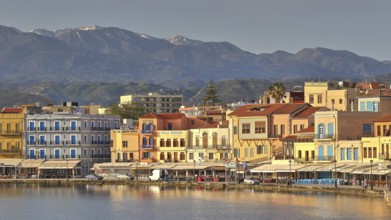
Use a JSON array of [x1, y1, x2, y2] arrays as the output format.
[[1, 0, 390, 60]]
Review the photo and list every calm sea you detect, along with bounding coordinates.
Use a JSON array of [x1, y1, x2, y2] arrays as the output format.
[[0, 184, 390, 220]]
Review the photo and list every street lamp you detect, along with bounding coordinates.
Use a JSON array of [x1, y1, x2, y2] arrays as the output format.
[[370, 159, 373, 190], [333, 159, 337, 188], [136, 160, 139, 181], [66, 159, 69, 181], [193, 160, 196, 182], [288, 160, 292, 187]]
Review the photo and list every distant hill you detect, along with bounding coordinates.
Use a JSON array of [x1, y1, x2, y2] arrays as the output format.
[[1, 24, 391, 106]]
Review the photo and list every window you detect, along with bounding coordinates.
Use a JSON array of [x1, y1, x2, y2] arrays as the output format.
[[242, 123, 250, 134], [364, 147, 367, 158], [167, 123, 173, 130], [363, 124, 372, 136], [359, 102, 365, 111], [203, 133, 208, 148], [234, 126, 238, 135], [339, 99, 343, 104], [255, 121, 266, 133], [250, 148, 254, 157], [209, 153, 214, 160], [373, 147, 377, 158], [221, 137, 226, 147], [280, 124, 285, 135], [142, 152, 151, 159], [180, 152, 185, 160], [368, 147, 372, 158], [122, 141, 128, 148], [273, 125, 278, 136], [166, 139, 171, 147], [300, 124, 305, 131], [257, 145, 263, 154], [55, 135, 60, 145], [377, 125, 381, 136], [317, 95, 322, 104], [212, 132, 218, 147], [244, 148, 248, 157], [234, 149, 240, 158], [340, 148, 345, 160], [180, 138, 185, 147], [195, 136, 199, 146], [55, 121, 60, 131], [374, 101, 379, 112], [173, 139, 178, 147], [189, 152, 194, 160], [160, 139, 165, 147], [309, 95, 314, 104], [298, 150, 302, 158], [71, 121, 77, 131], [293, 125, 298, 133], [318, 124, 324, 138]]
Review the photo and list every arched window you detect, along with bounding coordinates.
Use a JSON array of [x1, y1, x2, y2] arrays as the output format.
[[212, 132, 218, 148], [203, 132, 208, 148]]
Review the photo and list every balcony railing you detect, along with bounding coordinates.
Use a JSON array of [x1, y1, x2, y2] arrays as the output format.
[[187, 145, 231, 150], [315, 134, 335, 139], [0, 130, 22, 136], [141, 145, 156, 149], [0, 149, 20, 154]]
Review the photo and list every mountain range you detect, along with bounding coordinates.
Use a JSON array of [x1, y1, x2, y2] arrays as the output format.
[[1, 24, 391, 107]]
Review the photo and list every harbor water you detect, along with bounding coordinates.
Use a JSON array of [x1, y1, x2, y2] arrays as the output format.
[[0, 184, 390, 220]]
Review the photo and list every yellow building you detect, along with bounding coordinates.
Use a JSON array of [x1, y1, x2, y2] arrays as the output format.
[[110, 129, 139, 162], [0, 108, 24, 159], [157, 130, 188, 163], [188, 123, 231, 163], [304, 81, 357, 111]]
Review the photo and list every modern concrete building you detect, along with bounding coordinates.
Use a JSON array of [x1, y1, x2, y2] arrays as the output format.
[[120, 93, 183, 113]]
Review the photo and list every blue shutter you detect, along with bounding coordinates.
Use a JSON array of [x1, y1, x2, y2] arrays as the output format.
[[71, 136, 76, 144], [318, 146, 324, 160], [354, 148, 359, 160], [55, 149, 60, 159], [29, 149, 35, 159], [40, 136, 45, 144], [347, 149, 352, 160], [55, 136, 60, 144], [327, 146, 333, 160], [40, 122, 45, 131], [29, 136, 35, 144], [55, 121, 60, 131], [40, 150, 45, 159], [71, 121, 76, 130], [29, 122, 35, 131], [328, 123, 334, 138], [360, 102, 365, 111], [71, 149, 76, 158], [341, 148, 345, 160], [367, 101, 373, 112]]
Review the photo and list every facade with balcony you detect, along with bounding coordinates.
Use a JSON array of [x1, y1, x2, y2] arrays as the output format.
[[25, 113, 120, 175], [0, 108, 24, 158]]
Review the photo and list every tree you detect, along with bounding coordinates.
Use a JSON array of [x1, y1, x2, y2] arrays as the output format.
[[268, 82, 286, 103], [105, 102, 146, 120], [203, 80, 220, 105]]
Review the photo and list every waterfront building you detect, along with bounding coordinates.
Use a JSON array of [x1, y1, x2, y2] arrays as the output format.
[[0, 107, 24, 159], [111, 129, 139, 162], [188, 121, 231, 163], [120, 93, 183, 113], [25, 112, 120, 176], [228, 104, 285, 162]]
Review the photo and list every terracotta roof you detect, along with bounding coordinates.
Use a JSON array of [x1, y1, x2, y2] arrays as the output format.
[[205, 110, 223, 115], [293, 107, 323, 119], [272, 103, 309, 114], [228, 104, 285, 117], [281, 135, 297, 141], [359, 89, 391, 97], [140, 113, 185, 119], [297, 126, 314, 133], [373, 114, 391, 122], [1, 107, 23, 113]]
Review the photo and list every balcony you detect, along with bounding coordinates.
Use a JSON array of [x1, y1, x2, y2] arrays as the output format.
[[141, 145, 156, 149], [315, 134, 335, 139], [141, 130, 155, 135], [0, 130, 22, 136], [0, 149, 20, 154]]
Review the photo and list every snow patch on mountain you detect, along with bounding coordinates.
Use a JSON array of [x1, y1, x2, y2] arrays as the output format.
[[167, 35, 202, 46]]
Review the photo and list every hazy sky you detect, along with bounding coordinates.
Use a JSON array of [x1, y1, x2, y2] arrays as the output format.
[[1, 0, 390, 60]]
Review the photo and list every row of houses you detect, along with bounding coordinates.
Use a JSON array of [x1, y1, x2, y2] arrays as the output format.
[[0, 104, 120, 177]]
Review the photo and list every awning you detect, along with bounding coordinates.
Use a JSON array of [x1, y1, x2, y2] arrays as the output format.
[[297, 165, 324, 172], [0, 159, 23, 167], [39, 160, 81, 169], [94, 162, 131, 169], [314, 163, 348, 172], [171, 164, 210, 170], [150, 163, 177, 170], [275, 164, 308, 173], [20, 159, 45, 168], [362, 169, 391, 175]]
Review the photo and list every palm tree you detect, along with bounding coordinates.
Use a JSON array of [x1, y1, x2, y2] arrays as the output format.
[[268, 82, 286, 103]]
